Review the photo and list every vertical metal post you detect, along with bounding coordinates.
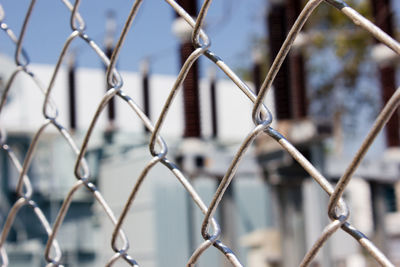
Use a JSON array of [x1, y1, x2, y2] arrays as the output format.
[[67, 52, 77, 131], [141, 59, 151, 134], [252, 48, 262, 96], [104, 10, 117, 129], [209, 68, 218, 139], [176, 0, 201, 139]]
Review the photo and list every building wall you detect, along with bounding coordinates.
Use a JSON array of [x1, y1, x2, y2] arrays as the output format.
[[0, 60, 274, 141]]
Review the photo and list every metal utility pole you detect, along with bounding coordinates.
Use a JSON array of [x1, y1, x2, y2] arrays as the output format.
[[104, 10, 117, 130], [67, 52, 77, 131], [175, 0, 201, 138], [141, 59, 151, 134]]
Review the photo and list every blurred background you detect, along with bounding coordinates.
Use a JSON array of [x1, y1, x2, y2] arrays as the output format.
[[0, 0, 400, 266]]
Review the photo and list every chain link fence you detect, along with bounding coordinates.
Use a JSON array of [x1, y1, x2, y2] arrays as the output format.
[[0, 0, 399, 266]]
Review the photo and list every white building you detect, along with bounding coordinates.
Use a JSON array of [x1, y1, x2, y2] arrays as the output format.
[[0, 53, 275, 266]]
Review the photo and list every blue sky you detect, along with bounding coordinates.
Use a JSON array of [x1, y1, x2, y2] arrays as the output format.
[[2, 0, 399, 76], [0, 0, 266, 76]]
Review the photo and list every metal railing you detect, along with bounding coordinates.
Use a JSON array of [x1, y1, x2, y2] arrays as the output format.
[[0, 0, 399, 266]]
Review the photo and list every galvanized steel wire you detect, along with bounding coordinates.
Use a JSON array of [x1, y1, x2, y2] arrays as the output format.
[[0, 0, 398, 266]]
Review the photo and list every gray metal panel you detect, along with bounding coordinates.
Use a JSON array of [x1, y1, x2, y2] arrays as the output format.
[[234, 179, 272, 232], [154, 181, 190, 267], [193, 178, 219, 267], [97, 144, 157, 266]]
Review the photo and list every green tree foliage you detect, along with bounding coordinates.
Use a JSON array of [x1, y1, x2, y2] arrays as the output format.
[[305, 0, 379, 129], [236, 0, 394, 133]]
